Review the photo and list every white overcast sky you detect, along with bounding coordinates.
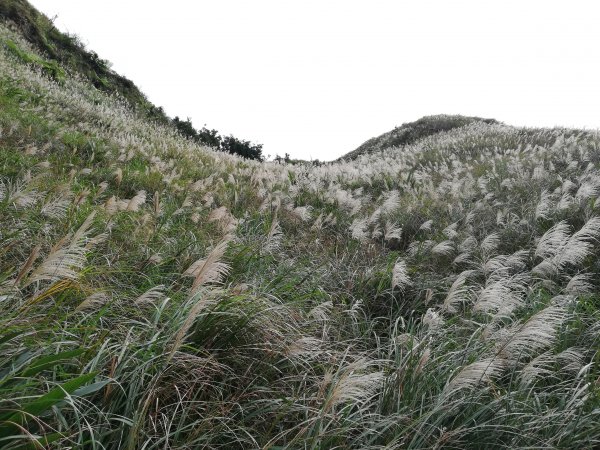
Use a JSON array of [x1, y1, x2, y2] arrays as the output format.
[[30, 0, 600, 161]]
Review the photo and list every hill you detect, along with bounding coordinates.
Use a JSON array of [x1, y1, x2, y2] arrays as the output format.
[[0, 0, 264, 160], [0, 0, 171, 122], [341, 114, 499, 160], [1, 3, 600, 449]]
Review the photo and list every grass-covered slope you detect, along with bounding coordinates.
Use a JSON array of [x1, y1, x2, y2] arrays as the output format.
[[342, 114, 499, 160], [1, 9, 600, 450], [0, 0, 267, 161], [0, 0, 169, 123]]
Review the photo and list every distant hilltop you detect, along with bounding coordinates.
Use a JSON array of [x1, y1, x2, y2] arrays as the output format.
[[341, 114, 498, 160]]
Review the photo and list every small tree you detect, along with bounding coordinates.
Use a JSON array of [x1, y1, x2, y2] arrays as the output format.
[[221, 135, 263, 161], [173, 116, 197, 140], [197, 126, 221, 148], [172, 117, 263, 161]]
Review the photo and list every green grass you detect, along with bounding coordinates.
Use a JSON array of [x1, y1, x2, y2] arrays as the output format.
[[4, 38, 64, 81]]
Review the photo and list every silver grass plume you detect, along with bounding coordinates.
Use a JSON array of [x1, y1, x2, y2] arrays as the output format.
[[311, 213, 324, 231], [381, 190, 400, 213], [71, 211, 97, 247], [309, 300, 333, 338], [40, 192, 73, 220], [76, 292, 109, 312], [423, 308, 443, 331], [459, 236, 478, 253], [442, 222, 459, 239], [497, 303, 569, 362], [519, 350, 556, 388], [575, 178, 600, 201], [286, 336, 323, 359], [442, 269, 477, 313], [443, 357, 506, 397], [534, 217, 600, 277], [14, 244, 41, 286], [535, 190, 554, 220], [135, 285, 166, 305], [104, 196, 118, 216], [1, 179, 40, 209], [557, 216, 600, 268], [384, 221, 402, 241], [208, 206, 238, 234], [25, 212, 100, 287], [368, 207, 381, 225], [349, 217, 369, 243], [431, 240, 455, 257], [564, 273, 594, 295], [309, 300, 333, 323], [291, 205, 312, 222], [322, 358, 384, 410], [480, 232, 501, 258], [184, 240, 231, 293], [534, 221, 571, 261], [371, 222, 383, 240], [408, 239, 435, 257], [556, 347, 586, 375], [392, 259, 411, 291], [419, 219, 433, 232], [114, 167, 123, 185], [126, 190, 146, 212], [95, 181, 109, 199], [520, 347, 585, 388], [473, 275, 528, 318], [264, 216, 283, 253], [483, 250, 528, 279]]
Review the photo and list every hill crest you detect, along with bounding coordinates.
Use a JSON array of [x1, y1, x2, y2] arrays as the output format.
[[341, 114, 499, 160]]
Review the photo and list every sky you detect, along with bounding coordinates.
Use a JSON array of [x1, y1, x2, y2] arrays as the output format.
[[30, 0, 600, 161]]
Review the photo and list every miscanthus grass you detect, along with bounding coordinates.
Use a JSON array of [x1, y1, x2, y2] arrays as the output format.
[[0, 21, 599, 450]]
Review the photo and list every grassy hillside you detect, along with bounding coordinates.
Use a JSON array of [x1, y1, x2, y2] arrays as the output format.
[[0, 0, 171, 124], [1, 6, 600, 450], [341, 114, 499, 160], [0, 0, 265, 161]]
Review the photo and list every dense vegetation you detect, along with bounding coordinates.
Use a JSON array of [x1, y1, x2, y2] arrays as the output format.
[[1, 4, 600, 450], [173, 117, 264, 161]]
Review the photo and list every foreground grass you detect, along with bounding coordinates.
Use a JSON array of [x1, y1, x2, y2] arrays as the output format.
[[0, 18, 599, 450]]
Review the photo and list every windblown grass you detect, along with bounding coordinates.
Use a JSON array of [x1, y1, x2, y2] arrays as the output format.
[[0, 17, 599, 450]]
